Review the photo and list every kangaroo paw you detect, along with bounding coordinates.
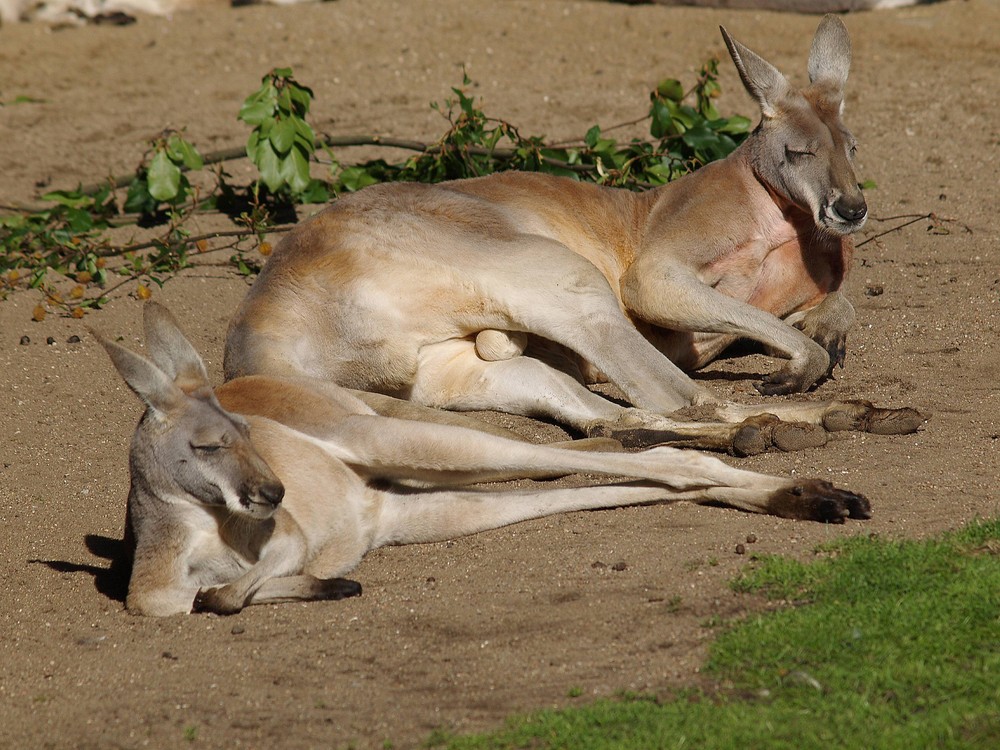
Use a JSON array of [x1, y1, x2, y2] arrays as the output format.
[[792, 319, 848, 373], [313, 577, 363, 601], [193, 586, 244, 616], [754, 373, 803, 397], [732, 414, 827, 457], [822, 400, 928, 435], [766, 480, 872, 523]]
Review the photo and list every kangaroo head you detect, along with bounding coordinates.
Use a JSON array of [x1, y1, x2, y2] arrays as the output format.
[[721, 15, 867, 236], [98, 303, 285, 520]]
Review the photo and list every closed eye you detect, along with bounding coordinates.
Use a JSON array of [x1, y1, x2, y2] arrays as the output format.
[[191, 443, 223, 454], [785, 146, 815, 162]]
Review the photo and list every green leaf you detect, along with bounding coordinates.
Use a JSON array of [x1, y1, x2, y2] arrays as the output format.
[[147, 150, 182, 202], [643, 162, 677, 184], [246, 130, 261, 162], [294, 134, 316, 161], [649, 99, 677, 139], [671, 103, 700, 131], [700, 101, 721, 121], [338, 166, 379, 193], [238, 99, 275, 126], [124, 177, 154, 214], [0, 214, 27, 229], [15, 94, 44, 103], [41, 189, 94, 209], [713, 115, 751, 135], [656, 79, 685, 102], [173, 137, 203, 170], [276, 86, 294, 116], [681, 123, 719, 150], [294, 117, 316, 148], [280, 146, 312, 194], [288, 83, 314, 115], [584, 125, 602, 149], [255, 139, 284, 193], [64, 206, 95, 233], [269, 117, 297, 154], [298, 178, 331, 204]]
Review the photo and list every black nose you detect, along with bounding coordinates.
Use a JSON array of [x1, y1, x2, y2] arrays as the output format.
[[260, 480, 285, 507], [835, 195, 868, 223]]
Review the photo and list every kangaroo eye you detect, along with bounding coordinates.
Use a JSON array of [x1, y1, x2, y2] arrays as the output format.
[[191, 443, 223, 454], [784, 146, 815, 162]]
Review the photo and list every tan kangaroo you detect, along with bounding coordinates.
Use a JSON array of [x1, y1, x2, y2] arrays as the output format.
[[224, 15, 924, 455], [100, 303, 873, 616]]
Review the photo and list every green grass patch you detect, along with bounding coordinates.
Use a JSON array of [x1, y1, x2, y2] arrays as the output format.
[[427, 520, 1000, 749]]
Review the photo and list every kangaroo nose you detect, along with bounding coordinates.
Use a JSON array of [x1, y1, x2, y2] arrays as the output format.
[[260, 480, 285, 507], [836, 194, 868, 223]]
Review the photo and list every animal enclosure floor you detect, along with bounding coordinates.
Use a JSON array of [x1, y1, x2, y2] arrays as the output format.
[[1, 1, 998, 747]]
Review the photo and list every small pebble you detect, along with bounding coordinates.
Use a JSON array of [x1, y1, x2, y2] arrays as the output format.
[[611, 561, 628, 572], [75, 634, 107, 646], [735, 543, 746, 555], [591, 561, 606, 570], [746, 534, 757, 544], [230, 625, 245, 635], [865, 284, 884, 297], [68, 335, 82, 344], [46, 336, 56, 345], [19, 335, 30, 345]]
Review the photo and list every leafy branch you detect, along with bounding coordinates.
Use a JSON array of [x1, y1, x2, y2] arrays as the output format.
[[1, 61, 750, 318]]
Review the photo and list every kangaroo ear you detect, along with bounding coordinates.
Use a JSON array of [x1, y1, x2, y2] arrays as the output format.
[[142, 302, 211, 394], [721, 25, 790, 119], [95, 333, 187, 420], [808, 14, 852, 92]]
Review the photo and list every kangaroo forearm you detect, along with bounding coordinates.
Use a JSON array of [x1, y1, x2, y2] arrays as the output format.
[[623, 271, 818, 359]]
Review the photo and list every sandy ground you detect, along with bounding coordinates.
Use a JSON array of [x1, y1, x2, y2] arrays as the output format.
[[1, 0, 998, 747]]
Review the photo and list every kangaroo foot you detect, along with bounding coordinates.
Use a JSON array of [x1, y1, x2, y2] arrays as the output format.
[[822, 400, 928, 435], [766, 480, 872, 523], [732, 414, 828, 457]]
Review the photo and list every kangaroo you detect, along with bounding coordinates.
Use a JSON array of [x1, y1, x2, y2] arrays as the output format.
[[223, 15, 924, 455], [0, 0, 316, 27], [100, 303, 873, 616]]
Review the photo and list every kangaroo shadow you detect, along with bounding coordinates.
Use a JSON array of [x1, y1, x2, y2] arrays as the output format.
[[29, 534, 130, 604]]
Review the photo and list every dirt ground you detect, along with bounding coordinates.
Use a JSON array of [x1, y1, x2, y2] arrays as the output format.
[[0, 0, 998, 747]]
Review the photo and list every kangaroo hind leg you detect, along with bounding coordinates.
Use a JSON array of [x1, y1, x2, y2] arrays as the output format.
[[409, 338, 813, 454]]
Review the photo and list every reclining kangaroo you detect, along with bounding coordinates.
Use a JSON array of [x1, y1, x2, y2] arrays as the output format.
[[100, 303, 872, 616], [223, 15, 922, 453]]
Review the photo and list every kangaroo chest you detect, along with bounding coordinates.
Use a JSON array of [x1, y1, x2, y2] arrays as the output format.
[[700, 212, 847, 317]]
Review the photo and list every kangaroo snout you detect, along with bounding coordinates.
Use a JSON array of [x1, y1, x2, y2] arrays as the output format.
[[822, 190, 867, 233], [239, 477, 285, 510], [834, 193, 867, 224], [258, 479, 286, 507]]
